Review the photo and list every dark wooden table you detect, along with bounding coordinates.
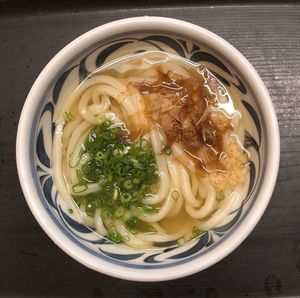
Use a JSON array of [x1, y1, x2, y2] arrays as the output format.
[[0, 1, 299, 297]]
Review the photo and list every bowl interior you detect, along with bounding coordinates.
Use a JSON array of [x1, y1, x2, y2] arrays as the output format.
[[30, 28, 264, 278]]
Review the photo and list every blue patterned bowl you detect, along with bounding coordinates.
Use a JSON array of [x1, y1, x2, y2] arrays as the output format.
[[16, 17, 280, 281]]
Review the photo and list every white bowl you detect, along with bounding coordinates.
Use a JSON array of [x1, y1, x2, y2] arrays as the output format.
[[16, 16, 280, 281]]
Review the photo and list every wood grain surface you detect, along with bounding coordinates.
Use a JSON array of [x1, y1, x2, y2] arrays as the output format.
[[0, 2, 299, 297]]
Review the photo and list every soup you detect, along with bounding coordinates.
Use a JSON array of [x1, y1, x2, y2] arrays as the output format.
[[52, 51, 249, 249]]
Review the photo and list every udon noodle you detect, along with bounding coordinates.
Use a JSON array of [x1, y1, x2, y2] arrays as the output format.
[[52, 52, 249, 249]]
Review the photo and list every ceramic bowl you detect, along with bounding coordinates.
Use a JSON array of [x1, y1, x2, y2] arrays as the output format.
[[16, 16, 280, 281]]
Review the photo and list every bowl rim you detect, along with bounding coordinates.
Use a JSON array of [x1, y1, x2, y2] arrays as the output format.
[[16, 16, 280, 282]]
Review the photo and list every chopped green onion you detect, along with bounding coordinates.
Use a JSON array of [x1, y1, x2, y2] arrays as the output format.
[[112, 187, 119, 200], [69, 120, 160, 244], [126, 217, 140, 229], [107, 231, 122, 243], [68, 208, 73, 214], [102, 210, 111, 220], [107, 173, 113, 182], [143, 205, 157, 213], [216, 191, 225, 202], [124, 180, 133, 190], [96, 114, 107, 125], [140, 139, 149, 149], [133, 178, 140, 185], [120, 193, 132, 203], [132, 206, 143, 217], [63, 110, 75, 122], [116, 166, 126, 176], [85, 202, 96, 217], [132, 191, 140, 201], [72, 183, 88, 193], [95, 151, 104, 161], [177, 238, 185, 246], [76, 169, 85, 184], [113, 149, 120, 156], [192, 226, 203, 239], [68, 152, 80, 168], [114, 206, 125, 218]]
